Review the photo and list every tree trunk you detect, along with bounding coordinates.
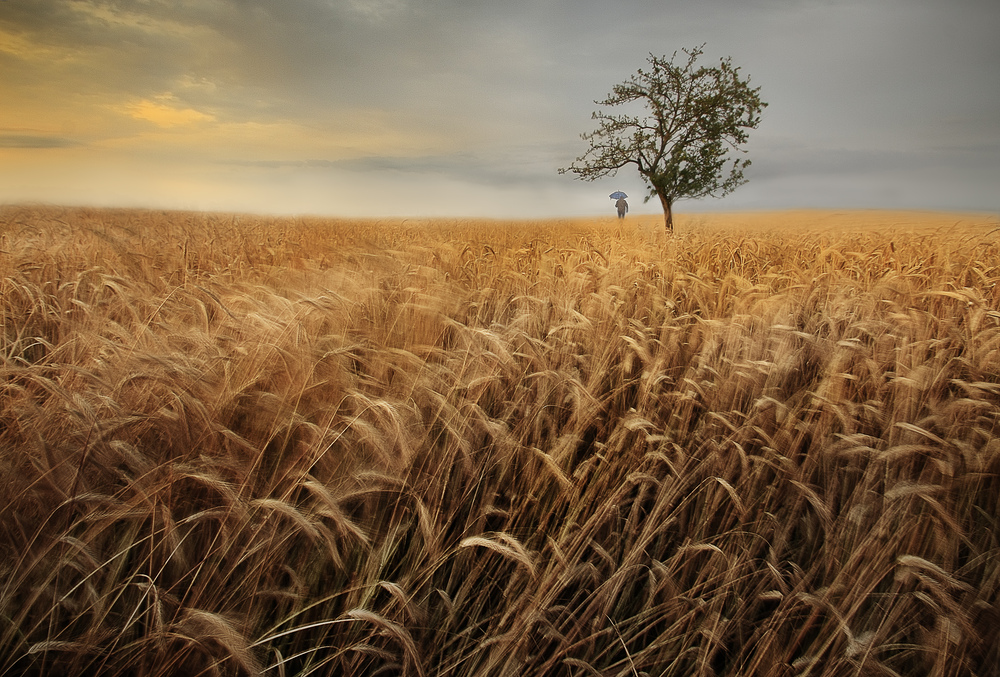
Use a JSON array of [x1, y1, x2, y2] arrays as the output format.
[[657, 192, 674, 232]]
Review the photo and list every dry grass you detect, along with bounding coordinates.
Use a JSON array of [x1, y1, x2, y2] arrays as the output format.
[[1, 204, 998, 676]]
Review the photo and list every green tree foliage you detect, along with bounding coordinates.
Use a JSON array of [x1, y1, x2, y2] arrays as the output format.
[[560, 45, 767, 231]]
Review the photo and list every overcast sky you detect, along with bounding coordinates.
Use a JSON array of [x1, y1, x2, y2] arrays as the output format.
[[1, 0, 997, 218]]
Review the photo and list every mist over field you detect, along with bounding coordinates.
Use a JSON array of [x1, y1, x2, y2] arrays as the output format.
[[2, 206, 999, 676]]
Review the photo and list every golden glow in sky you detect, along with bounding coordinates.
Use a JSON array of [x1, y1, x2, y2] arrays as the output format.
[[1, 0, 997, 217]]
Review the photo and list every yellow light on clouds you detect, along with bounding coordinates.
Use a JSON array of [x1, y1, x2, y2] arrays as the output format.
[[122, 96, 216, 128]]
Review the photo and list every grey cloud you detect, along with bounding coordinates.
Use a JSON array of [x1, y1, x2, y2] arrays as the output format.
[[751, 136, 1000, 183], [0, 133, 80, 149], [3, 1, 564, 117], [2, 0, 997, 215], [225, 145, 565, 185]]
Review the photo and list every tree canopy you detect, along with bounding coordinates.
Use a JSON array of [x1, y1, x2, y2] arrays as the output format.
[[560, 45, 767, 231]]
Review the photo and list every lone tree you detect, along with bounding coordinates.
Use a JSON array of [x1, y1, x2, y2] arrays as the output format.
[[560, 45, 766, 231]]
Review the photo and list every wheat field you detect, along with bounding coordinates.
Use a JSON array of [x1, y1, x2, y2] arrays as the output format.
[[1, 205, 998, 676]]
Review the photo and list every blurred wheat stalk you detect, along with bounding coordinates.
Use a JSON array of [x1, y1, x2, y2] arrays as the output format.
[[1, 205, 998, 676]]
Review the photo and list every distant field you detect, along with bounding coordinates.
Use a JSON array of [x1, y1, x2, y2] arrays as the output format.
[[1, 205, 998, 676]]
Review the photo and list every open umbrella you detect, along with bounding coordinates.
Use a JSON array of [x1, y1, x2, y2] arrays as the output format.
[[609, 191, 628, 200]]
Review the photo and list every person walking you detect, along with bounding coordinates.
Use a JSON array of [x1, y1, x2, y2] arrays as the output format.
[[615, 197, 628, 220]]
